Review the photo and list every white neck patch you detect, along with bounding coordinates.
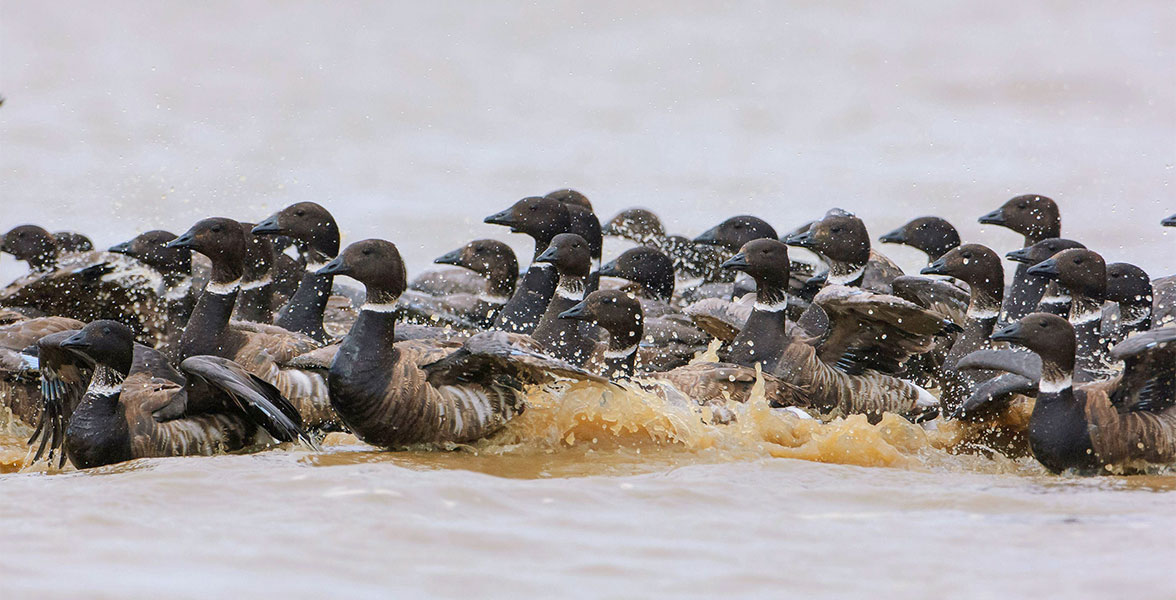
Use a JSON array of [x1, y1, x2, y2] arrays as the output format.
[[754, 298, 788, 312], [361, 302, 398, 313], [87, 365, 125, 397], [477, 292, 510, 305], [239, 276, 273, 291], [604, 344, 638, 359], [206, 278, 241, 295], [828, 265, 865, 286], [557, 278, 585, 301], [1039, 376, 1072, 394]]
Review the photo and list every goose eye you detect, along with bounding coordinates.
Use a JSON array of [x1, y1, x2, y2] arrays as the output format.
[[211, 225, 222, 233], [1039, 322, 1048, 328], [831, 227, 841, 234], [362, 248, 372, 256], [1018, 203, 1028, 209], [528, 205, 538, 212], [295, 210, 305, 217]]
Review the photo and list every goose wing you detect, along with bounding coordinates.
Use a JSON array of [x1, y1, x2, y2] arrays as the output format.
[[179, 355, 316, 448], [28, 330, 92, 467], [890, 275, 970, 327], [423, 331, 608, 387], [813, 285, 960, 376], [1107, 326, 1176, 414]]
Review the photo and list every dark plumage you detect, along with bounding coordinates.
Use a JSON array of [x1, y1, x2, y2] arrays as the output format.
[[1, 225, 59, 272], [1103, 262, 1152, 344], [979, 195, 1062, 321], [990, 315, 1176, 474], [399, 240, 519, 330], [233, 222, 278, 324], [879, 216, 961, 262], [52, 231, 94, 253], [1, 316, 86, 426], [34, 320, 312, 470]]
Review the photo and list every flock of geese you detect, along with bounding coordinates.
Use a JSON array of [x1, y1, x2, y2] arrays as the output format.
[[1, 191, 1173, 475]]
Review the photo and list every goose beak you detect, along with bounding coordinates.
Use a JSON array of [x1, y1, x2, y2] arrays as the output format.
[[61, 330, 91, 351], [535, 245, 559, 264], [1006, 247, 1032, 263], [597, 258, 621, 277], [483, 208, 516, 227], [989, 322, 1024, 345], [879, 228, 907, 245], [251, 215, 284, 235], [108, 239, 133, 254], [316, 256, 350, 276], [720, 252, 749, 272], [1026, 258, 1059, 279], [693, 225, 720, 245], [434, 247, 464, 267], [978, 208, 1006, 226], [165, 231, 195, 249], [558, 300, 589, 321], [920, 258, 948, 276], [1163, 214, 1176, 227], [784, 230, 814, 249]]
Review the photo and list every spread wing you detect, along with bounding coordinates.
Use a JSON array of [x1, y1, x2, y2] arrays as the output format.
[[684, 294, 755, 343], [813, 285, 961, 376], [423, 331, 608, 387], [890, 275, 970, 327], [28, 330, 93, 467], [1107, 326, 1176, 414], [180, 355, 317, 449]]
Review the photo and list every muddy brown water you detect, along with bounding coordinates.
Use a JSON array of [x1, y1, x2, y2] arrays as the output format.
[[2, 1, 1174, 598]]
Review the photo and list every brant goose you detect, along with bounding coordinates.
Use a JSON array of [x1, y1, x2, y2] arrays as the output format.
[[530, 233, 599, 366], [33, 320, 312, 469], [784, 209, 903, 293], [1103, 262, 1152, 344], [1006, 238, 1085, 319], [978, 195, 1061, 321], [990, 315, 1176, 474], [251, 202, 341, 342], [602, 208, 723, 281], [1026, 248, 1109, 382], [484, 196, 573, 334], [399, 240, 519, 330], [168, 217, 337, 430], [318, 238, 602, 448], [879, 216, 961, 263], [0, 316, 85, 426]]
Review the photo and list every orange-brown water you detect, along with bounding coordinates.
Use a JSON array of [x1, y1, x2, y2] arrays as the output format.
[[2, 1, 1175, 598]]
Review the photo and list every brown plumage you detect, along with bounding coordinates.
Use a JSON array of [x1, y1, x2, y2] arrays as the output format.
[[34, 321, 312, 470], [0, 316, 85, 426], [320, 239, 604, 448]]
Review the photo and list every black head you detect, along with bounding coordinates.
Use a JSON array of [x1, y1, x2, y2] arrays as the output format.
[[1, 224, 58, 270], [785, 210, 870, 264], [484, 196, 573, 246], [1164, 214, 1176, 227], [559, 289, 643, 343], [694, 216, 778, 251], [990, 313, 1075, 375], [1105, 262, 1152, 306], [544, 189, 593, 212], [434, 239, 518, 279], [922, 244, 1003, 293], [1006, 238, 1085, 265], [721, 239, 792, 290], [61, 320, 136, 375], [167, 217, 246, 282], [109, 230, 192, 276], [879, 216, 960, 260], [238, 223, 274, 283], [1026, 248, 1106, 299], [598, 246, 675, 301], [252, 202, 340, 260], [535, 233, 592, 278], [318, 239, 406, 303], [602, 208, 665, 241], [978, 195, 1061, 242], [53, 231, 93, 253]]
